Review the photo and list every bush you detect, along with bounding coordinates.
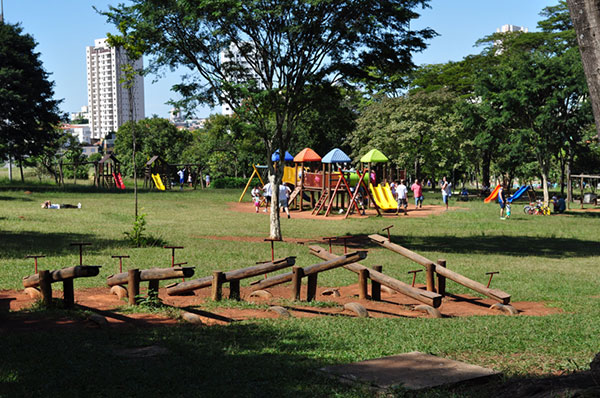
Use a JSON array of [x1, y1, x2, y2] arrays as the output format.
[[212, 177, 261, 189]]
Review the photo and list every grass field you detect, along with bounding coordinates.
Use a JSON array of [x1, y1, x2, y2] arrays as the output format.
[[1, 179, 599, 397]]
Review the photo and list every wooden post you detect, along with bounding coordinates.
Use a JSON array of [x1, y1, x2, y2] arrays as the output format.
[[436, 259, 446, 297], [229, 280, 240, 301], [358, 268, 369, 300], [148, 280, 159, 296], [128, 269, 140, 305], [63, 279, 74, 308], [581, 176, 584, 209], [306, 274, 318, 302], [38, 270, 52, 307], [292, 266, 304, 300], [371, 265, 382, 301], [211, 271, 224, 301], [425, 263, 436, 292]]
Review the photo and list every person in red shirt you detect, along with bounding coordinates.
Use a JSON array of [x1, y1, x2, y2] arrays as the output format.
[[411, 179, 424, 208]]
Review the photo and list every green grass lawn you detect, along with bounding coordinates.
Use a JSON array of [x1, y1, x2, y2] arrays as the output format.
[[1, 180, 599, 397]]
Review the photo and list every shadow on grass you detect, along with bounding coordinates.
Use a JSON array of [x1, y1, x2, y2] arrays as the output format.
[[391, 235, 600, 259], [0, 320, 365, 398], [0, 195, 34, 202], [564, 210, 600, 218], [0, 230, 125, 258]]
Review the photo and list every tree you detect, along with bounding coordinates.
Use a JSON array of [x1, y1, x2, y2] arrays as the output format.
[[566, 0, 600, 138], [102, 0, 435, 239], [348, 89, 461, 180], [475, 3, 592, 204], [113, 117, 193, 176], [0, 22, 63, 181]]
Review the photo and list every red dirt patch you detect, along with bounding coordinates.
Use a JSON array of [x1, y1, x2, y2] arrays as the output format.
[[228, 201, 459, 219], [1, 283, 560, 330]]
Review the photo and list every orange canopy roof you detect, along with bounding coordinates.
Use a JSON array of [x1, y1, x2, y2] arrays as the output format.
[[293, 148, 322, 162]]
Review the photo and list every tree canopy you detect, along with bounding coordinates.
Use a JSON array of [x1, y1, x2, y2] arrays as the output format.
[[0, 22, 63, 173], [102, 0, 435, 238]]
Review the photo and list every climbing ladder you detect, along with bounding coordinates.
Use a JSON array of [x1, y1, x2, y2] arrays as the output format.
[[312, 191, 330, 215]]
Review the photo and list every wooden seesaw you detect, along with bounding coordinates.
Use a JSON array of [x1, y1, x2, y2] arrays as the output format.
[[368, 234, 517, 315], [166, 257, 296, 300], [250, 251, 368, 302], [309, 245, 442, 309], [107, 267, 195, 305], [23, 265, 101, 308]]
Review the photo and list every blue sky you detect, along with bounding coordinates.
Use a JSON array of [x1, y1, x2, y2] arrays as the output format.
[[4, 0, 558, 119]]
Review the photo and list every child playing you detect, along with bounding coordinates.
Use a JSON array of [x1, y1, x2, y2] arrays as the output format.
[[251, 184, 262, 213], [395, 180, 408, 216]]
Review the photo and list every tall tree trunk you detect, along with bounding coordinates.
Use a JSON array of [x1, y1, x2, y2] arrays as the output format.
[[413, 157, 420, 180], [567, 0, 600, 138], [19, 159, 24, 182], [481, 151, 491, 188]]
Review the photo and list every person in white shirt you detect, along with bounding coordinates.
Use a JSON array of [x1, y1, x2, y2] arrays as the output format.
[[395, 180, 408, 216], [278, 184, 292, 218], [441, 176, 451, 210], [262, 182, 272, 212]]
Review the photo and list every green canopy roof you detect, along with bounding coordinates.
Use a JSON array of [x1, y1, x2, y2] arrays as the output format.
[[360, 149, 388, 163]]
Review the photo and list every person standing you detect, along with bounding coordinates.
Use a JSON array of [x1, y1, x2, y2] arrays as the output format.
[[251, 184, 263, 213], [441, 176, 451, 210], [498, 183, 507, 219], [205, 173, 211, 187], [411, 179, 424, 209], [177, 168, 185, 190], [262, 182, 272, 212], [279, 183, 292, 218], [395, 180, 408, 216]]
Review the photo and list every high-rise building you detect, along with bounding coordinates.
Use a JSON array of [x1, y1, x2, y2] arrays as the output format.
[[219, 42, 263, 116], [86, 38, 145, 140], [496, 24, 528, 34]]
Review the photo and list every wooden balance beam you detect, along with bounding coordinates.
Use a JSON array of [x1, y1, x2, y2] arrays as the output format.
[[107, 267, 195, 286], [368, 234, 511, 304], [309, 245, 442, 308], [107, 266, 196, 305], [250, 251, 367, 302], [166, 257, 296, 297], [22, 265, 101, 308]]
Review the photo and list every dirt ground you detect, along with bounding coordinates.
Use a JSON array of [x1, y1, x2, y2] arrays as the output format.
[[228, 201, 460, 219], [0, 281, 560, 330]]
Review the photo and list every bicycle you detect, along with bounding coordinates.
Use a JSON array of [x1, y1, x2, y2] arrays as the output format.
[[523, 200, 551, 215]]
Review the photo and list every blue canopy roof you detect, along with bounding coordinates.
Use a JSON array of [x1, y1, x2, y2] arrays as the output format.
[[322, 148, 351, 164], [271, 150, 294, 162]]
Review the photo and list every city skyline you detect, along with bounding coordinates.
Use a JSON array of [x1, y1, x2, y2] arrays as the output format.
[[3, 0, 558, 119]]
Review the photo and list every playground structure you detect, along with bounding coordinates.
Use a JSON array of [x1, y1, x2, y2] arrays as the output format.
[[567, 173, 600, 209], [97, 153, 125, 190], [16, 229, 517, 317], [57, 159, 100, 187], [144, 155, 206, 191], [239, 147, 406, 218]]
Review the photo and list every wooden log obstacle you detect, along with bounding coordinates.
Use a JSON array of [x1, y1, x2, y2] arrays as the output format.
[[22, 265, 101, 308], [368, 234, 513, 307], [250, 251, 368, 302], [309, 246, 442, 308], [166, 257, 296, 299], [107, 267, 195, 305]]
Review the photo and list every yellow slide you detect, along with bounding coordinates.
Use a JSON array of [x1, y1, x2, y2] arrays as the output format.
[[152, 173, 166, 191], [382, 184, 398, 206], [369, 184, 396, 210], [282, 166, 298, 185]]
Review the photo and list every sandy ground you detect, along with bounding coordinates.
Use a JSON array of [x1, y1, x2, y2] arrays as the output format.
[[228, 201, 460, 219]]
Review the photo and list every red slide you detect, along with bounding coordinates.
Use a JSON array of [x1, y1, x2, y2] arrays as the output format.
[[112, 172, 125, 190], [484, 184, 501, 203]]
